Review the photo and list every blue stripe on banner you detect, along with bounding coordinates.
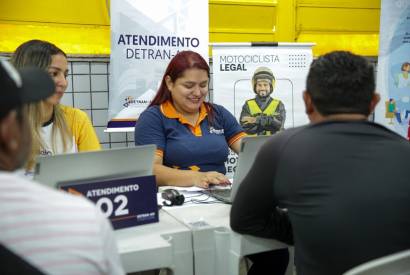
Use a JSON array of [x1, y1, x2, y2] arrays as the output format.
[[107, 121, 137, 128]]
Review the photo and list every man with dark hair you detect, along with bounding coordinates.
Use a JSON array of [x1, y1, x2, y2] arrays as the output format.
[[230, 51, 410, 275], [0, 60, 124, 274]]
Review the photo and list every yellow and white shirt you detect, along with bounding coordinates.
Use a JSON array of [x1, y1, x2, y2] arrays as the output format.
[[40, 105, 101, 156]]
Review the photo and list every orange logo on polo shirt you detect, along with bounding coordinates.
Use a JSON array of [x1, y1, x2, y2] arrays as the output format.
[[189, 165, 200, 171]]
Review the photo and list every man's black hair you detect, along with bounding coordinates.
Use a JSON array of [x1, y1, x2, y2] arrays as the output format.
[[306, 51, 375, 116]]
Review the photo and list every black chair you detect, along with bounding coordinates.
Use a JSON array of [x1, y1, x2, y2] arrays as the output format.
[[0, 243, 45, 275]]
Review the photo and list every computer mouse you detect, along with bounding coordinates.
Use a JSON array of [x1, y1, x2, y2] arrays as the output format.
[[161, 189, 185, 206]]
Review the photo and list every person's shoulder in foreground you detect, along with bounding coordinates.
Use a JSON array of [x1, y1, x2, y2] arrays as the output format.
[[0, 60, 124, 274], [230, 50, 410, 275], [0, 172, 124, 275]]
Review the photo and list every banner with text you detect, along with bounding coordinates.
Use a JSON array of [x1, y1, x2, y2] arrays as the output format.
[[374, 0, 410, 140], [212, 43, 313, 177], [59, 176, 158, 230], [109, 0, 209, 129]]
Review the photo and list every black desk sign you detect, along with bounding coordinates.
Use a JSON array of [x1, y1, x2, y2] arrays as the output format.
[[59, 175, 158, 230]]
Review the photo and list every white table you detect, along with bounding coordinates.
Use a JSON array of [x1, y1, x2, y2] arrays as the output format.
[[163, 203, 293, 275], [115, 209, 193, 275]]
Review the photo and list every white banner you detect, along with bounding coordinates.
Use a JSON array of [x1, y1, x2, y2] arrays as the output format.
[[212, 43, 313, 177], [108, 0, 209, 129], [374, 0, 410, 140]]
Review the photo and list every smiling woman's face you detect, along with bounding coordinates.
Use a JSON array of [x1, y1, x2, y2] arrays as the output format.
[[166, 68, 209, 116]]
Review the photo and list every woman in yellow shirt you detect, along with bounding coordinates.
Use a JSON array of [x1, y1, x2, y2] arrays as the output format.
[[11, 40, 100, 172]]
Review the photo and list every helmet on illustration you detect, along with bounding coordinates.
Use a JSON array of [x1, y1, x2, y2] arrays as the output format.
[[252, 66, 275, 98]]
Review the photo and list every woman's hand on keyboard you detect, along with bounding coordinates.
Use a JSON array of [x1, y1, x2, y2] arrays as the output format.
[[193, 171, 230, 188]]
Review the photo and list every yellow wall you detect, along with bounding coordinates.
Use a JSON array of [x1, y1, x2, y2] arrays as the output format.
[[0, 0, 110, 55], [210, 0, 278, 42], [210, 0, 380, 56], [295, 0, 380, 56], [0, 0, 380, 56]]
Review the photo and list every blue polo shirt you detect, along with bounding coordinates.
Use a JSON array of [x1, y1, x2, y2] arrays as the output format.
[[134, 101, 246, 174]]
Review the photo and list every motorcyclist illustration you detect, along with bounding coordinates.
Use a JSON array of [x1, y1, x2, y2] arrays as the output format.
[[239, 66, 286, 135]]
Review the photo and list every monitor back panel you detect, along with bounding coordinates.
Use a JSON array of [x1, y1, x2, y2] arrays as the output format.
[[231, 135, 271, 201], [33, 145, 156, 188]]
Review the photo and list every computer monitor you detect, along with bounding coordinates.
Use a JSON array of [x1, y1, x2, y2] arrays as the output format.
[[33, 145, 156, 188], [203, 135, 271, 204], [230, 135, 271, 201]]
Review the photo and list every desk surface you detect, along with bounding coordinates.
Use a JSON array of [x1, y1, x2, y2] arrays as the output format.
[[115, 209, 190, 242], [115, 209, 193, 274], [163, 203, 290, 275], [164, 203, 230, 228]]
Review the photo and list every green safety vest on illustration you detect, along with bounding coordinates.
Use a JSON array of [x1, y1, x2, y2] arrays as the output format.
[[246, 98, 280, 135]]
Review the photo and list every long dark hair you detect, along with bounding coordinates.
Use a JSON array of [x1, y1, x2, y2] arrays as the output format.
[[149, 50, 214, 121]]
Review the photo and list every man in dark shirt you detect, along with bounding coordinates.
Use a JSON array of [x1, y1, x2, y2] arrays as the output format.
[[230, 51, 410, 275]]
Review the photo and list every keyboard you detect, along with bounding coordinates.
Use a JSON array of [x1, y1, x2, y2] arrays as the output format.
[[203, 187, 232, 204]]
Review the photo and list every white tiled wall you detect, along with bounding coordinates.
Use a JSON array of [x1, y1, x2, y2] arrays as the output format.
[[63, 59, 125, 149]]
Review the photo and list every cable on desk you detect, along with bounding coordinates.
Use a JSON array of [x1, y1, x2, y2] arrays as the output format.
[[184, 193, 225, 205]]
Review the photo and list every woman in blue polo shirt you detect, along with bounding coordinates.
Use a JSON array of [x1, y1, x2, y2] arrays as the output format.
[[134, 51, 246, 188]]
